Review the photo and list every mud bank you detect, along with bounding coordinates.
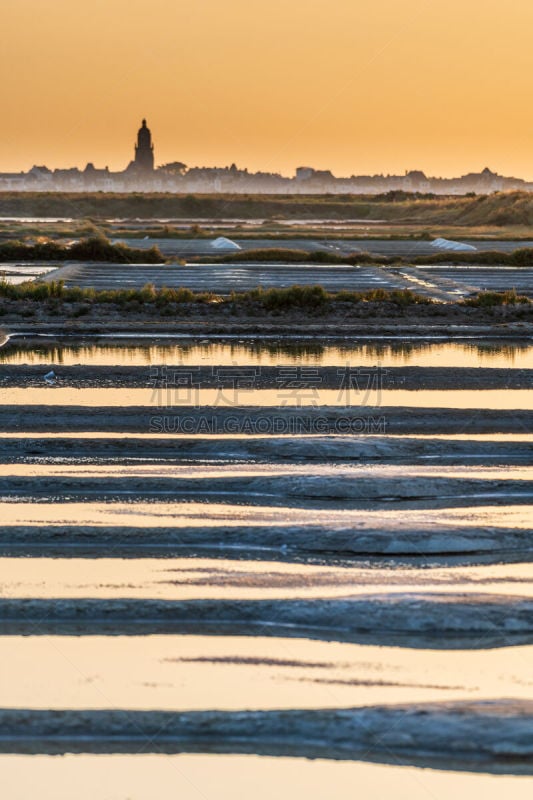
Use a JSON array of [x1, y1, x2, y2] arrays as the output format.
[[0, 700, 530, 772], [0, 523, 530, 561], [0, 472, 530, 508], [2, 312, 533, 339], [0, 594, 531, 647], [1, 435, 532, 465], [0, 406, 530, 433], [1, 365, 532, 390]]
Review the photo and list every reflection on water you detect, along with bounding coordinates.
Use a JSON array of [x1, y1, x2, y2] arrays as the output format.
[[0, 557, 532, 600], [1, 501, 530, 529], [0, 635, 531, 710], [4, 463, 532, 479], [1, 386, 531, 409], [1, 337, 532, 368], [0, 754, 532, 799], [1, 333, 530, 792], [2, 431, 533, 441]]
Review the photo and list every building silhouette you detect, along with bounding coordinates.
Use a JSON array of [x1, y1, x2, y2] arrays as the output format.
[[132, 119, 154, 172], [1, 118, 532, 193]]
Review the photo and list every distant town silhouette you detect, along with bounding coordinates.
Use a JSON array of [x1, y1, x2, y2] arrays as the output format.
[[1, 119, 531, 195]]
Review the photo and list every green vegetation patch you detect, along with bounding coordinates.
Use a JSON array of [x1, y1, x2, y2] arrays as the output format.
[[463, 290, 531, 307], [0, 281, 433, 309], [0, 280, 216, 305], [0, 236, 163, 264], [209, 246, 533, 267], [1, 280, 529, 313], [211, 248, 382, 265]]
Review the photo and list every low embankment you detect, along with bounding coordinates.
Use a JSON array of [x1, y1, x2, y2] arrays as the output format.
[[0, 700, 531, 770], [0, 596, 532, 647]]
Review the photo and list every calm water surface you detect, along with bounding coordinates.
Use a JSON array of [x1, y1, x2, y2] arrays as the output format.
[[1, 338, 532, 368]]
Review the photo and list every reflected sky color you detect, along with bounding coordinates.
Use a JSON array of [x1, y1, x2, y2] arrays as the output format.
[[2, 339, 532, 368], [1, 387, 532, 410], [1, 754, 532, 800]]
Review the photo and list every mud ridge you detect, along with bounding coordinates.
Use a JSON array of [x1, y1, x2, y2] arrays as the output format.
[[0, 701, 530, 772]]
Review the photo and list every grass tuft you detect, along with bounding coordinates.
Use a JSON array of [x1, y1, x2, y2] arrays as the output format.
[[463, 289, 530, 307]]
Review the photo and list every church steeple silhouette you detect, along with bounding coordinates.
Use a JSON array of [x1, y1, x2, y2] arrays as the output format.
[[134, 119, 154, 172]]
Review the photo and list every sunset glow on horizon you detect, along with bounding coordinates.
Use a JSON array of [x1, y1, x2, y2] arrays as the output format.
[[3, 0, 533, 178]]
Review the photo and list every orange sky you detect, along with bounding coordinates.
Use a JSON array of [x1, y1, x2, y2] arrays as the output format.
[[2, 0, 533, 178]]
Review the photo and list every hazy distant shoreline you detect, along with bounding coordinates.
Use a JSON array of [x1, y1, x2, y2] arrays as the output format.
[[1, 190, 533, 227]]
